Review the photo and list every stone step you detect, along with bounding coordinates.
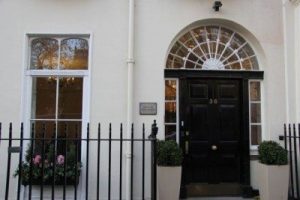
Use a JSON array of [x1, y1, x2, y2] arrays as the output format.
[[185, 183, 242, 197]]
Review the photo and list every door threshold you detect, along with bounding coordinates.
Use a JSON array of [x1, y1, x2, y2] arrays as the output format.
[[185, 183, 242, 197]]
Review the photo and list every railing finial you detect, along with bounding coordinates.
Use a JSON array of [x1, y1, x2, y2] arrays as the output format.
[[149, 120, 158, 139]]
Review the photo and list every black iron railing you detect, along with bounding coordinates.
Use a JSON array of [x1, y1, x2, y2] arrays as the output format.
[[280, 124, 300, 200], [0, 121, 158, 200]]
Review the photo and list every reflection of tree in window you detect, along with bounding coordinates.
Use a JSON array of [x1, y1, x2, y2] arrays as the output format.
[[60, 38, 88, 69], [31, 38, 58, 69]]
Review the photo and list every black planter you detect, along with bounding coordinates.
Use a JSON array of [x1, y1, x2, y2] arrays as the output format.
[[22, 176, 80, 186]]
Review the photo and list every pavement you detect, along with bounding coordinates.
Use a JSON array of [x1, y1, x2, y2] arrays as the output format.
[[182, 197, 255, 200]]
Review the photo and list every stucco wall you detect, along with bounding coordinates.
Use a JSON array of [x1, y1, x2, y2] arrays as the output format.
[[0, 0, 289, 198], [133, 0, 285, 193], [133, 0, 285, 140]]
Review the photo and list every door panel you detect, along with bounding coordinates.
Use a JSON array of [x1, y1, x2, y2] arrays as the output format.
[[190, 84, 209, 99], [181, 79, 241, 184]]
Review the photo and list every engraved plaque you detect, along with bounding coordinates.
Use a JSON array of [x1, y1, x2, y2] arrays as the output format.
[[139, 103, 157, 115]]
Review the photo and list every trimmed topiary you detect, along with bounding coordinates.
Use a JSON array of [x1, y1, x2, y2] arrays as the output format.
[[157, 140, 183, 166], [258, 141, 288, 165]]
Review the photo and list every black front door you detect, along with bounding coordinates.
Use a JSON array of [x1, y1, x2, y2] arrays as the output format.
[[180, 78, 242, 184]]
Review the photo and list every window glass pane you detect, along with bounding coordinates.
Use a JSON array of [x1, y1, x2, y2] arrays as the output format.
[[250, 82, 261, 101], [251, 103, 261, 123], [31, 38, 58, 69], [165, 125, 176, 141], [206, 26, 219, 41], [58, 77, 83, 119], [179, 32, 192, 44], [250, 57, 259, 70], [60, 38, 88, 70], [165, 102, 176, 123], [32, 121, 81, 162], [251, 125, 262, 145], [32, 121, 56, 154], [165, 80, 177, 100], [57, 121, 82, 155], [32, 77, 57, 119], [166, 26, 258, 71], [172, 56, 184, 68], [166, 54, 173, 68], [242, 44, 255, 57]]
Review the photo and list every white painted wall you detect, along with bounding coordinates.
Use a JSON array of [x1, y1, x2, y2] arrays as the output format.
[[0, 0, 292, 198]]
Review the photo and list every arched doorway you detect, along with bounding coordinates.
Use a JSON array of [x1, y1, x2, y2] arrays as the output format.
[[164, 24, 264, 197]]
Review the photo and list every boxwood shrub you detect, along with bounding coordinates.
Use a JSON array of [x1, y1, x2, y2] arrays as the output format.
[[157, 140, 183, 166], [258, 141, 288, 165]]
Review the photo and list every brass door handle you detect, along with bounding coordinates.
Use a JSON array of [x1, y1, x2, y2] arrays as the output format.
[[211, 145, 218, 151]]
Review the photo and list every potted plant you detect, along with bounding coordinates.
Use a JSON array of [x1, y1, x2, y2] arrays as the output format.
[[157, 140, 183, 200], [14, 143, 82, 186], [257, 141, 289, 200]]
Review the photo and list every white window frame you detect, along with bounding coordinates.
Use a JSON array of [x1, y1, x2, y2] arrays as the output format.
[[249, 79, 264, 151], [164, 78, 264, 150], [21, 33, 92, 198], [164, 78, 179, 143]]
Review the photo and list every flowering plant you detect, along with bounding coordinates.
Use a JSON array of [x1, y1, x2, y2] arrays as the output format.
[[14, 143, 82, 186]]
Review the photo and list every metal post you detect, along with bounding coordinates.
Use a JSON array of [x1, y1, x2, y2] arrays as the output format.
[[5, 123, 12, 200], [119, 124, 123, 200], [40, 124, 46, 200], [74, 123, 79, 200], [86, 123, 90, 200], [17, 123, 24, 200], [29, 123, 35, 200], [63, 124, 68, 200], [142, 124, 145, 200], [289, 124, 295, 198], [293, 124, 299, 198], [109, 123, 112, 200], [51, 123, 57, 200], [130, 124, 134, 200], [97, 123, 101, 200], [150, 120, 158, 200]]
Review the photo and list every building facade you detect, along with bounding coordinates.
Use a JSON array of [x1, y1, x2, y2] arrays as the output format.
[[0, 0, 299, 199]]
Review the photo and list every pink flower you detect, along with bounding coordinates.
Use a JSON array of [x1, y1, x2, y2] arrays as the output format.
[[57, 155, 65, 165], [33, 155, 41, 165]]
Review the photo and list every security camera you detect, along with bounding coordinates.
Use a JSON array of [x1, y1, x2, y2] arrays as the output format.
[[213, 1, 223, 11]]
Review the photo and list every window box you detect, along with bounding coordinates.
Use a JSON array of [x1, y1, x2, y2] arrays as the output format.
[[14, 144, 82, 186]]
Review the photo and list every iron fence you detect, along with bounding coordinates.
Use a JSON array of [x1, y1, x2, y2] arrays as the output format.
[[280, 124, 300, 200], [0, 121, 158, 200]]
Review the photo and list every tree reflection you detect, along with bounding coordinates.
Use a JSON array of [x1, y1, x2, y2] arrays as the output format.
[[60, 38, 88, 69], [31, 38, 59, 69], [30, 38, 89, 70]]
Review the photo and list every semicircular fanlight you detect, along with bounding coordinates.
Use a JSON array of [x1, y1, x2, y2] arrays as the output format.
[[166, 25, 259, 70]]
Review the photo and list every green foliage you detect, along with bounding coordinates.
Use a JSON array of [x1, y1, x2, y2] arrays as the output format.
[[46, 144, 55, 162], [14, 143, 82, 185], [157, 140, 183, 166], [67, 144, 77, 165], [258, 141, 288, 165], [25, 143, 32, 163]]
